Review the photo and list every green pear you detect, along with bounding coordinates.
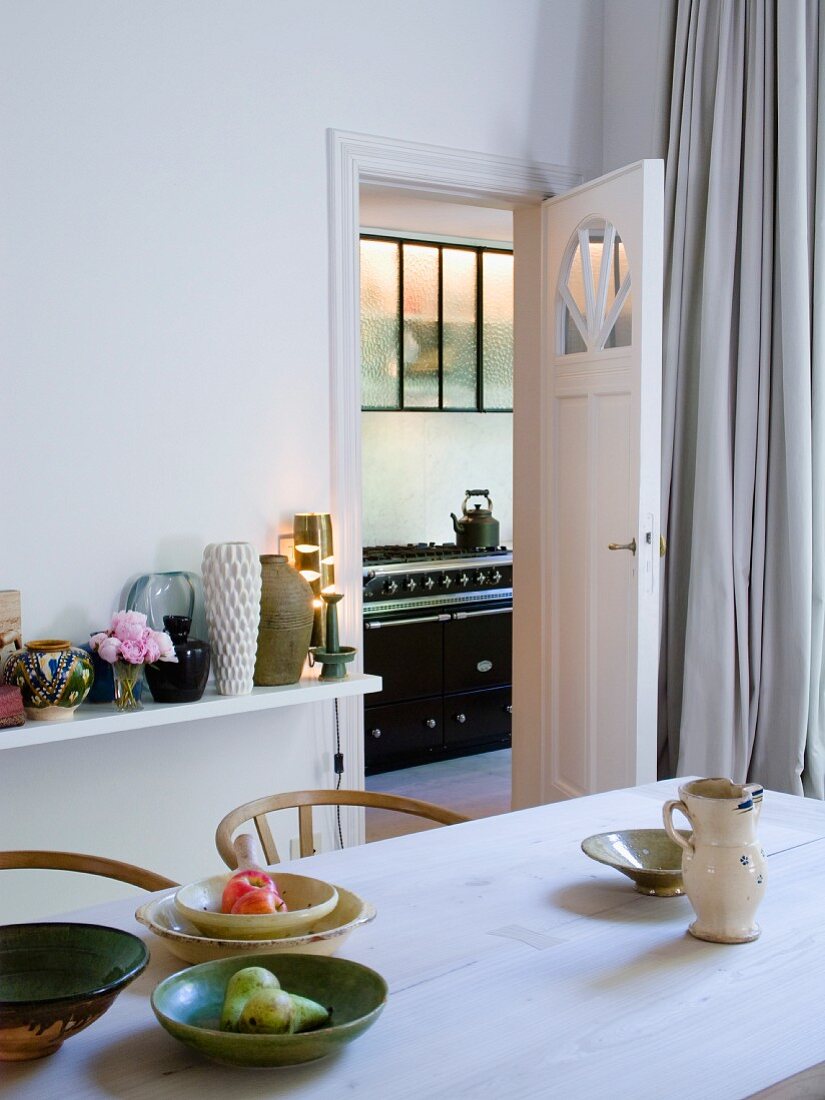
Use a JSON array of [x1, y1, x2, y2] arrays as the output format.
[[237, 987, 295, 1034], [286, 992, 331, 1033], [220, 966, 280, 1032]]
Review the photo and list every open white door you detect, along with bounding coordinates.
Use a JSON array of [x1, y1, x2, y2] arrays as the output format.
[[512, 160, 663, 805]]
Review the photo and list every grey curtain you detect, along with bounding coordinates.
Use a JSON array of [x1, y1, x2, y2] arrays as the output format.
[[659, 0, 824, 794]]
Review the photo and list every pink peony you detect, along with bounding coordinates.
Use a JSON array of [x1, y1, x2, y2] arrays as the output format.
[[97, 636, 122, 664], [143, 635, 161, 664], [90, 632, 109, 650], [111, 610, 148, 643], [120, 638, 148, 664], [154, 630, 178, 663]]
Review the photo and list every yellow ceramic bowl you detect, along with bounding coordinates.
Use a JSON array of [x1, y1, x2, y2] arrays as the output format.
[[581, 829, 689, 896], [137, 884, 375, 965], [174, 872, 338, 940]]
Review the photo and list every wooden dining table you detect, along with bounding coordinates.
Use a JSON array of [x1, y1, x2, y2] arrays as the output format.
[[5, 777, 825, 1099]]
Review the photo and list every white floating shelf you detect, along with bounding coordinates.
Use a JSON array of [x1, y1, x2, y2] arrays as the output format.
[[0, 674, 383, 752]]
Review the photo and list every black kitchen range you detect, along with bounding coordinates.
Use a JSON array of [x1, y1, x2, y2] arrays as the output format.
[[362, 542, 513, 774]]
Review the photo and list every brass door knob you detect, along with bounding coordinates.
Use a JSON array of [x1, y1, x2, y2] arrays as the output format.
[[608, 538, 637, 555]]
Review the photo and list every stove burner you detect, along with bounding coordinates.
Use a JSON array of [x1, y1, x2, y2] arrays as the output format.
[[363, 543, 510, 566]]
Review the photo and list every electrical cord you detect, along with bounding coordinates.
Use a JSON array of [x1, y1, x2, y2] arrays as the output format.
[[333, 698, 344, 850]]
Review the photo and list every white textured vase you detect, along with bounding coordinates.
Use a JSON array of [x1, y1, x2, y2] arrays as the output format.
[[201, 542, 262, 696]]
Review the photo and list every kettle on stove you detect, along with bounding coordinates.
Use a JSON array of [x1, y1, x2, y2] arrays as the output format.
[[451, 490, 501, 550]]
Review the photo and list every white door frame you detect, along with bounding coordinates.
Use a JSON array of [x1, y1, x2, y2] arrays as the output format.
[[326, 129, 584, 842]]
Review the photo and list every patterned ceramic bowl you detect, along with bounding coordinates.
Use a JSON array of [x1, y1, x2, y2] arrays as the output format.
[[0, 923, 148, 1061]]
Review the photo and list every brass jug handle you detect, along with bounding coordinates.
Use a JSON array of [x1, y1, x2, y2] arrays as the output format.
[[663, 799, 694, 854]]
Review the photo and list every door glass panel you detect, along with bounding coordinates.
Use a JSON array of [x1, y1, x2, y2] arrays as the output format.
[[563, 305, 587, 354], [558, 218, 631, 355], [442, 247, 477, 409], [403, 244, 439, 408], [360, 239, 400, 408], [603, 237, 632, 349], [482, 251, 513, 410]]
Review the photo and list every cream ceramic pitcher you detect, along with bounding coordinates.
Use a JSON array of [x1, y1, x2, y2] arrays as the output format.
[[663, 778, 766, 943]]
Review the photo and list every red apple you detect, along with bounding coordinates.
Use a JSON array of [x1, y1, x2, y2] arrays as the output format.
[[221, 869, 281, 914], [232, 888, 287, 914]]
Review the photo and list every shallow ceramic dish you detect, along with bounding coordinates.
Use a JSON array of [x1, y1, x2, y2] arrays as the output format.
[[151, 952, 387, 1067], [581, 828, 690, 896], [0, 922, 149, 1061], [137, 884, 376, 964], [174, 872, 338, 940]]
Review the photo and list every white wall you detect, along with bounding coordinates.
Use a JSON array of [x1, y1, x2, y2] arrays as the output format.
[[602, 0, 676, 171], [362, 412, 513, 547], [1, 0, 605, 917]]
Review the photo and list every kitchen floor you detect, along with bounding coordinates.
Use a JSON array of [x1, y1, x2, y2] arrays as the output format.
[[364, 748, 511, 841]]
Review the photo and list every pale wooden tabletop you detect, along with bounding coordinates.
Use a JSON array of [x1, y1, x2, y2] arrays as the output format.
[[4, 777, 825, 1099]]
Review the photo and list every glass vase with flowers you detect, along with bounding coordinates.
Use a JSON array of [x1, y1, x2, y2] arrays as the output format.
[[91, 611, 178, 712]]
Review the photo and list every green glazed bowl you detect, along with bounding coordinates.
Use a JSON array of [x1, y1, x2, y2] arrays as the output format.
[[581, 829, 689, 896], [0, 923, 149, 1061], [151, 952, 387, 1067]]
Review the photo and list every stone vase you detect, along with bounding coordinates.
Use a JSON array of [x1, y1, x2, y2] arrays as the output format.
[[254, 555, 314, 686], [201, 542, 261, 695]]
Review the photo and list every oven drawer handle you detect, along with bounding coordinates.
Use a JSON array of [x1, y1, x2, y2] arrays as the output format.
[[365, 613, 451, 630], [451, 607, 513, 620]]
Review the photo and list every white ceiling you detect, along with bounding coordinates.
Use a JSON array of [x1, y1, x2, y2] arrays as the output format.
[[359, 184, 513, 244]]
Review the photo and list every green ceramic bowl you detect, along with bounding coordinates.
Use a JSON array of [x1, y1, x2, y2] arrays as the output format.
[[581, 828, 689, 896], [0, 922, 149, 1061], [151, 953, 387, 1067]]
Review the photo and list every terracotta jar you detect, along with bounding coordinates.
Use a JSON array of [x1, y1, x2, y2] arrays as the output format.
[[254, 555, 314, 686]]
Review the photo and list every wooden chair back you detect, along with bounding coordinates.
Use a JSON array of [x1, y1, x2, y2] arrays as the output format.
[[0, 850, 178, 891], [215, 789, 469, 867]]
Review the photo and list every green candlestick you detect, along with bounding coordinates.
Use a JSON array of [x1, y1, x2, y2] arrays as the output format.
[[323, 591, 343, 654], [312, 591, 355, 681]]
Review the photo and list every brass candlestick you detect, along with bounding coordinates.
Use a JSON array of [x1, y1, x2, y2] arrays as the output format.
[[293, 512, 334, 647]]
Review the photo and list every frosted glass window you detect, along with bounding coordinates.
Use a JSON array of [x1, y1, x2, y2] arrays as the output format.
[[558, 218, 632, 355], [360, 239, 400, 408], [360, 234, 513, 411], [482, 251, 514, 410], [402, 244, 440, 408], [442, 247, 477, 409]]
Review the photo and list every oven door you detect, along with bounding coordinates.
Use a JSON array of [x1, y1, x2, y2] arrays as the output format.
[[363, 612, 447, 704], [443, 605, 512, 693]]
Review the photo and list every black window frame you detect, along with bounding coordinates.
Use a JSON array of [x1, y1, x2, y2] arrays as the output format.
[[360, 233, 513, 413]]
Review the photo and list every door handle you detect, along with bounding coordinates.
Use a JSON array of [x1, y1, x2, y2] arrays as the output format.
[[608, 538, 637, 555]]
